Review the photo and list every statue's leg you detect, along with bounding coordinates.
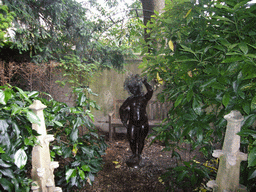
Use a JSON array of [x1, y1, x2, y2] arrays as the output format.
[[138, 123, 149, 158], [127, 124, 136, 157]]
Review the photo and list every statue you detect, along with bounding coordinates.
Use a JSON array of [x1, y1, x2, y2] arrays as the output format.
[[119, 74, 153, 167]]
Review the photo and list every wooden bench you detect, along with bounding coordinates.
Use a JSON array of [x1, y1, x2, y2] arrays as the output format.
[[108, 99, 170, 141]]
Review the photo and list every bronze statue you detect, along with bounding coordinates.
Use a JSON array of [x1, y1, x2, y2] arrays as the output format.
[[119, 74, 153, 167]]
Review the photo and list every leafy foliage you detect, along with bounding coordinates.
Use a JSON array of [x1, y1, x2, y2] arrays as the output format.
[[2, 0, 129, 68], [0, 85, 40, 191], [40, 87, 106, 191], [140, 0, 256, 190], [0, 5, 15, 46], [0, 85, 107, 191], [101, 0, 144, 53], [161, 160, 214, 191]]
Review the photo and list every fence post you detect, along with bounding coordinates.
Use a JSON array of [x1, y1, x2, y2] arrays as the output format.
[[207, 110, 247, 192], [29, 100, 62, 192]]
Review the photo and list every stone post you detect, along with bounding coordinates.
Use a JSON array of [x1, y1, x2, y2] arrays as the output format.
[[207, 110, 247, 192], [29, 100, 62, 192]]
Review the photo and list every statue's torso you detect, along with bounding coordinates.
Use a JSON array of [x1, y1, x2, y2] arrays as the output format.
[[128, 96, 148, 125]]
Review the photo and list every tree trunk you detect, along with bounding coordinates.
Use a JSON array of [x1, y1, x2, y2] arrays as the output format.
[[140, 0, 165, 50]]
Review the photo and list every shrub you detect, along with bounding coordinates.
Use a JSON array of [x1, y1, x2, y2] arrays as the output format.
[[0, 85, 107, 191], [141, 0, 256, 190]]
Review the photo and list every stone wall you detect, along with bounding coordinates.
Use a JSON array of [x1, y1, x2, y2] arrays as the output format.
[[48, 55, 160, 133], [90, 56, 157, 132]]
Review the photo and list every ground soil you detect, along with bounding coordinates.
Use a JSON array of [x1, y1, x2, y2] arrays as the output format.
[[81, 131, 206, 192]]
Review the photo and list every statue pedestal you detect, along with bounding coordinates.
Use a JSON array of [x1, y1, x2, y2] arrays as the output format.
[[207, 111, 247, 192], [126, 156, 145, 168]]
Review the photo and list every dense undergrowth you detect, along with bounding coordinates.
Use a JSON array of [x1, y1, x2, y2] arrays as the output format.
[[0, 85, 107, 191]]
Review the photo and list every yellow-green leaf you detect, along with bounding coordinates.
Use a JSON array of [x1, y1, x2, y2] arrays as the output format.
[[115, 164, 121, 168], [156, 72, 163, 85], [168, 40, 174, 51], [185, 8, 192, 18]]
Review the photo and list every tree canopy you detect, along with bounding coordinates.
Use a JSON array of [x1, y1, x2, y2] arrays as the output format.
[[1, 0, 132, 69], [0, 4, 15, 46]]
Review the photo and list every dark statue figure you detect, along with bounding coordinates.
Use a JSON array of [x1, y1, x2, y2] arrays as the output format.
[[119, 74, 153, 167]]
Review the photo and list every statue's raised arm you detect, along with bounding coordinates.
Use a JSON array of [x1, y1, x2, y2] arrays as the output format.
[[142, 77, 153, 101]]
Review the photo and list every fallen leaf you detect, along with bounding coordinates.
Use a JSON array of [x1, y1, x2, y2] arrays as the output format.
[[115, 165, 121, 168]]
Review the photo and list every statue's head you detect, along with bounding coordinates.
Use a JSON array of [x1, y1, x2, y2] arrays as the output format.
[[124, 74, 143, 96]]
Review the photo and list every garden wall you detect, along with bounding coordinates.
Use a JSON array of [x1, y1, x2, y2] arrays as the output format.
[[90, 55, 160, 133], [1, 56, 160, 133]]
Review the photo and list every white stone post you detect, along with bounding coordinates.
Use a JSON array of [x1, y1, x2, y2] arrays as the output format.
[[207, 110, 247, 192], [29, 100, 62, 192]]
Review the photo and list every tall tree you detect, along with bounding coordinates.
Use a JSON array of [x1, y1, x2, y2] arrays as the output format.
[[140, 0, 165, 44]]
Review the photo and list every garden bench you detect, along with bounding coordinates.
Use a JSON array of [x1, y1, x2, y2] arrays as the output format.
[[108, 99, 170, 141]]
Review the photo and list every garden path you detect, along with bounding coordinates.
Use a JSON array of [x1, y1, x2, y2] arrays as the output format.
[[79, 132, 202, 192]]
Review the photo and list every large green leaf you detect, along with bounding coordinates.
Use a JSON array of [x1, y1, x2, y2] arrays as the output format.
[[0, 168, 15, 179], [238, 129, 256, 139], [65, 169, 77, 182], [213, 16, 234, 23], [186, 89, 193, 102], [210, 82, 226, 90], [222, 92, 230, 107], [174, 94, 184, 108], [242, 114, 256, 128], [251, 96, 256, 111], [15, 87, 30, 103], [0, 178, 13, 191], [192, 96, 202, 115], [0, 120, 9, 133], [27, 91, 39, 98], [78, 169, 85, 180], [248, 147, 256, 167], [26, 110, 40, 125], [0, 89, 6, 105], [221, 56, 243, 63], [242, 102, 251, 115], [81, 165, 91, 172], [14, 149, 27, 169], [81, 146, 94, 158], [239, 42, 248, 54], [70, 127, 78, 142], [0, 159, 11, 168], [0, 147, 5, 153], [248, 169, 256, 180]]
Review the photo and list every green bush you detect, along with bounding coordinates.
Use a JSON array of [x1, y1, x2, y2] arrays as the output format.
[[161, 160, 214, 191], [0, 85, 41, 191], [40, 87, 107, 190], [0, 85, 107, 191], [141, 0, 256, 190]]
